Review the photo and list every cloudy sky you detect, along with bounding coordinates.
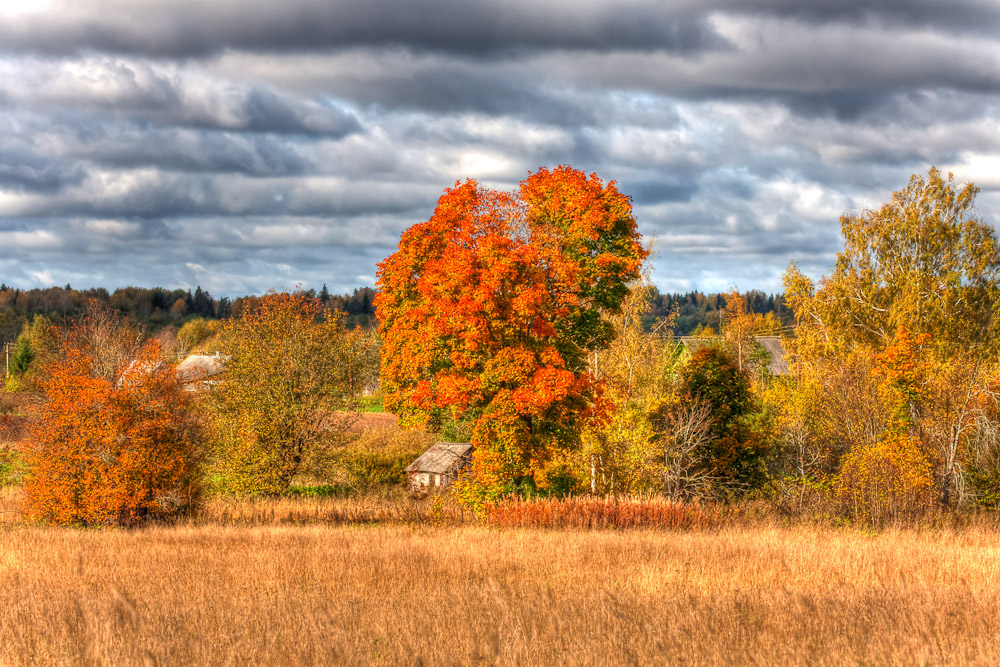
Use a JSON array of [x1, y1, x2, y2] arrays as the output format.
[[0, 0, 998, 297]]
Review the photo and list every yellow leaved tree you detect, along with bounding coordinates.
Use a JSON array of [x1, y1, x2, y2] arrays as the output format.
[[785, 168, 1000, 359], [785, 169, 1000, 513], [579, 276, 672, 496], [210, 292, 360, 495]]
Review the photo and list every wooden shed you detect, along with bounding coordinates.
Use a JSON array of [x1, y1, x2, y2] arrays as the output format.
[[679, 336, 789, 376], [405, 442, 473, 493], [754, 336, 790, 376], [176, 353, 227, 391]]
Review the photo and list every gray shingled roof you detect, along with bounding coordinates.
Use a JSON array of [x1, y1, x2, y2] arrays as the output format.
[[406, 442, 474, 475], [755, 336, 789, 376], [679, 336, 789, 376], [176, 353, 227, 384]]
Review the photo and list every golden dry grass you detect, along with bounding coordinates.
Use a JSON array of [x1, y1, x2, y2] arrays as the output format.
[[195, 488, 471, 526], [2, 509, 1000, 665]]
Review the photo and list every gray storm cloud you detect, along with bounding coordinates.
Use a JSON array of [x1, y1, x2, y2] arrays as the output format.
[[0, 0, 998, 296]]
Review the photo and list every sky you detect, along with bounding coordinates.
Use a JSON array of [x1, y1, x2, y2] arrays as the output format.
[[0, 0, 998, 298]]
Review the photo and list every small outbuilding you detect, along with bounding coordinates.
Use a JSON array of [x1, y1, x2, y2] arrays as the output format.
[[679, 335, 790, 376], [405, 442, 473, 493], [176, 353, 227, 391], [754, 336, 790, 376]]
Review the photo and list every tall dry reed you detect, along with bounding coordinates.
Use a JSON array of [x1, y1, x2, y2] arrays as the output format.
[[485, 495, 720, 530], [194, 489, 469, 527]]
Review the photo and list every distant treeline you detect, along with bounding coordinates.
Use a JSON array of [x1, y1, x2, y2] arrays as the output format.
[[648, 289, 795, 336], [0, 283, 377, 345], [0, 282, 792, 344]]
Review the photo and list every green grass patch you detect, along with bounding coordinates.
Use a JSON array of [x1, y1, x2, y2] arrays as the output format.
[[0, 449, 24, 487], [356, 394, 384, 413]]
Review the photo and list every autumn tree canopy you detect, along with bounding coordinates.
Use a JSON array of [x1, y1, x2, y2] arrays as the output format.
[[781, 169, 1000, 511], [376, 166, 647, 502], [785, 167, 1000, 358]]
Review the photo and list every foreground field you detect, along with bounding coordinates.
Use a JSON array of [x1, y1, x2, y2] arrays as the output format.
[[2, 521, 999, 666]]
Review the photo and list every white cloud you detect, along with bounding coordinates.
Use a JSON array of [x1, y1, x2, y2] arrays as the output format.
[[0, 1, 997, 296]]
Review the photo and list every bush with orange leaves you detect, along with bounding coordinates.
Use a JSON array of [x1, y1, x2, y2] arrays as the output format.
[[836, 436, 936, 526], [22, 312, 204, 527]]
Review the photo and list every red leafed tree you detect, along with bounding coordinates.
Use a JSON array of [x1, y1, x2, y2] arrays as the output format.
[[23, 311, 204, 526], [375, 165, 647, 503]]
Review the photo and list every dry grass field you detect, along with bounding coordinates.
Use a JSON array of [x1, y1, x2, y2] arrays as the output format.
[[2, 400, 999, 665], [2, 489, 1000, 666]]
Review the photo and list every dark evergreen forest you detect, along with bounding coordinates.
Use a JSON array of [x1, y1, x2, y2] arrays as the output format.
[[0, 282, 792, 347]]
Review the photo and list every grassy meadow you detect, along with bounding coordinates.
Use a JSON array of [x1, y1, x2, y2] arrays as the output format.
[[4, 398, 1000, 665], [1, 482, 1000, 666]]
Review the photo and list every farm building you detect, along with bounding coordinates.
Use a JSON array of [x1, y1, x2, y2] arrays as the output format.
[[117, 358, 165, 387], [405, 442, 473, 493], [175, 353, 227, 391], [755, 336, 790, 375], [679, 336, 789, 376]]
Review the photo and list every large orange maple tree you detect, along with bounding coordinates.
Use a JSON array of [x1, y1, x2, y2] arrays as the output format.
[[375, 165, 647, 502]]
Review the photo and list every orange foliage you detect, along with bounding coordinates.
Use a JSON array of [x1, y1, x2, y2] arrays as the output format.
[[875, 326, 931, 431], [830, 327, 938, 524], [22, 336, 203, 527], [376, 166, 646, 504]]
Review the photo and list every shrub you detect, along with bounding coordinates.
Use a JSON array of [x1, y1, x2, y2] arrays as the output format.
[[836, 436, 936, 526], [177, 317, 223, 352], [0, 392, 28, 478], [678, 346, 769, 496], [338, 448, 421, 488], [0, 448, 20, 486], [337, 425, 435, 488], [0, 389, 17, 416], [285, 485, 353, 498], [22, 318, 204, 527], [967, 467, 1000, 510], [357, 393, 384, 413]]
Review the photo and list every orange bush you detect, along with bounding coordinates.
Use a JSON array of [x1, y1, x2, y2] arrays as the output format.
[[836, 435, 936, 526], [484, 496, 719, 530], [23, 338, 204, 527]]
